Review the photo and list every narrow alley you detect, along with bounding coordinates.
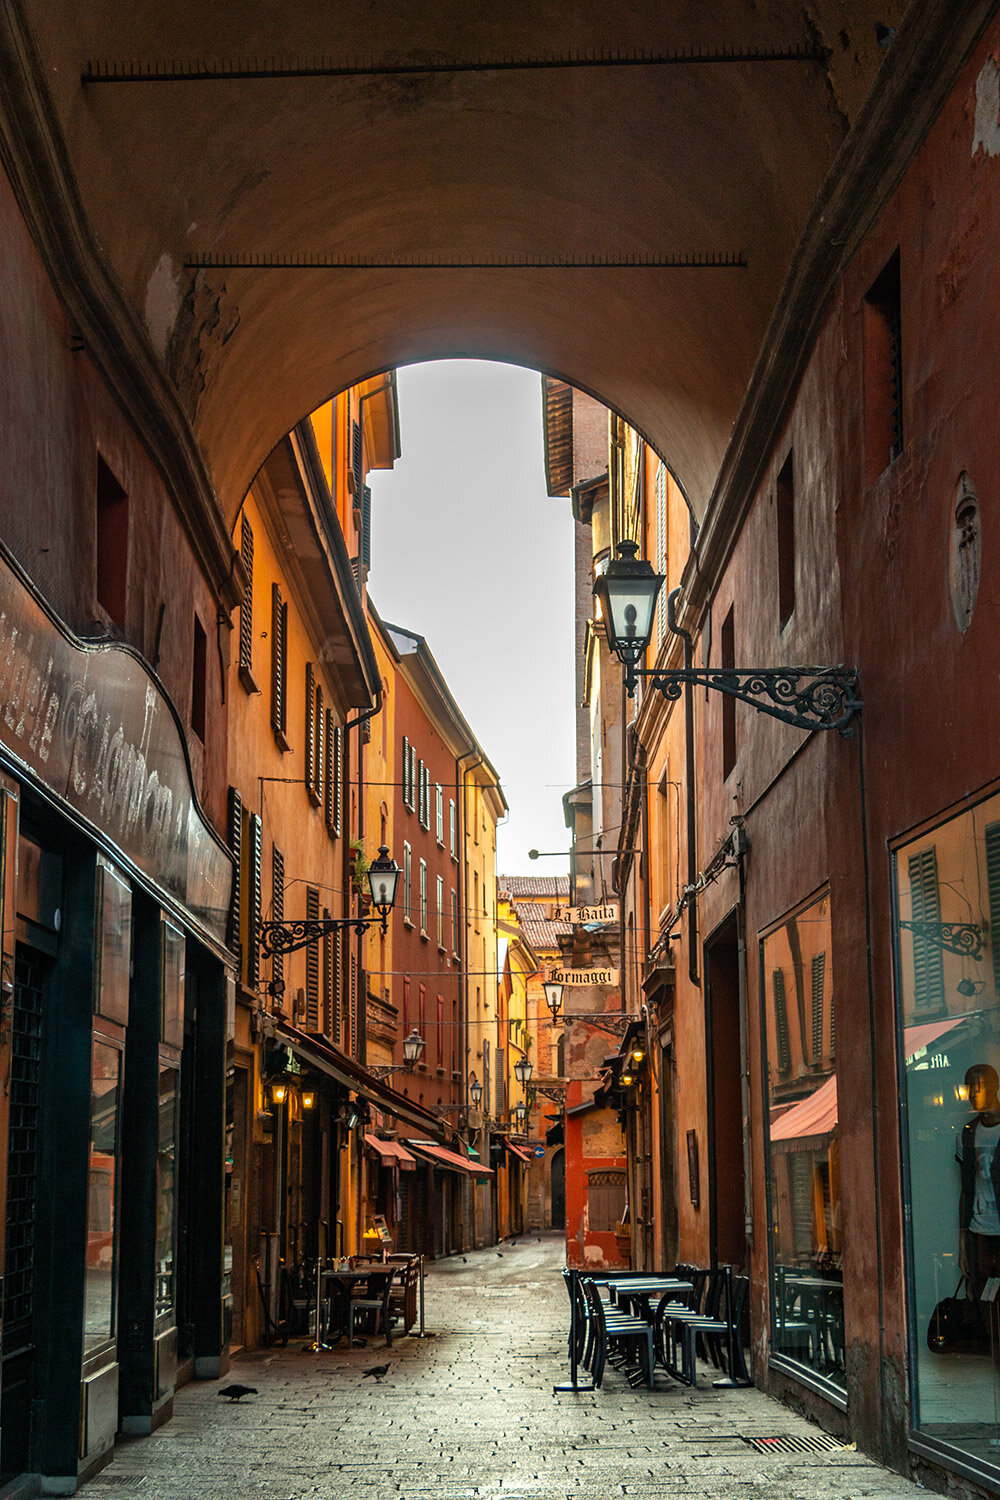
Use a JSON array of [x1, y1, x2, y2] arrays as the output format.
[[87, 1238, 920, 1500]]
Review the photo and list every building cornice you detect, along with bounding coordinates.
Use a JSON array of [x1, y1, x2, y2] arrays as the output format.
[[679, 0, 997, 629], [0, 0, 242, 611]]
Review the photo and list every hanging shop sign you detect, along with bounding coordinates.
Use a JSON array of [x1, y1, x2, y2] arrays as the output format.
[[555, 902, 619, 925], [0, 545, 232, 944], [548, 967, 620, 987]]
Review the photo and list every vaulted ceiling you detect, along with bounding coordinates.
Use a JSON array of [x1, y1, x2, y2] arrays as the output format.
[[11, 0, 971, 523]]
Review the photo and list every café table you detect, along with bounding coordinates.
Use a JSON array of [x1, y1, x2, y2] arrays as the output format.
[[321, 1265, 385, 1344]]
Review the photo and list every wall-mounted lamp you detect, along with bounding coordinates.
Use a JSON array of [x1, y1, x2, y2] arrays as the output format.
[[543, 981, 564, 1024], [259, 845, 401, 956], [469, 1073, 483, 1108], [515, 1101, 527, 1130], [271, 1080, 288, 1104], [621, 1071, 635, 1087], [514, 1056, 533, 1087], [302, 1089, 315, 1110], [370, 1027, 426, 1080], [631, 1045, 645, 1065]]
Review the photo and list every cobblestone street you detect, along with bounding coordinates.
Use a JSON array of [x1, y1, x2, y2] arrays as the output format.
[[87, 1236, 927, 1500]]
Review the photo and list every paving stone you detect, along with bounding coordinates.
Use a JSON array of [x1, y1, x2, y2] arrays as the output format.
[[93, 1235, 924, 1500]]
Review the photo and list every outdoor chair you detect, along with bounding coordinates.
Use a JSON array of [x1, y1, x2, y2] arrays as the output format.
[[347, 1267, 397, 1346], [581, 1275, 655, 1390]]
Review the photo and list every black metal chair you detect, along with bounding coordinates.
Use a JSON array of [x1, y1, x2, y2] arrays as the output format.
[[581, 1275, 655, 1390], [347, 1267, 397, 1346]]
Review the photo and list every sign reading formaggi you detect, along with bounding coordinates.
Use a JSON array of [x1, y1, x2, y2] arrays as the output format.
[[0, 548, 232, 945], [549, 967, 620, 987]]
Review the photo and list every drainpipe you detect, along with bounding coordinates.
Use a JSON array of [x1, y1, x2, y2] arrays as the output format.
[[667, 588, 699, 986], [457, 744, 483, 1241]]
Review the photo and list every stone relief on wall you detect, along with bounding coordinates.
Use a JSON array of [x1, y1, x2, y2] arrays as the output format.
[[950, 470, 980, 633]]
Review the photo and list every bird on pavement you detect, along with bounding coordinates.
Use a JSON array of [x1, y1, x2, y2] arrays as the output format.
[[496, 1251, 503, 1257], [462, 1257, 468, 1263], [219, 1384, 257, 1402], [362, 1363, 390, 1382]]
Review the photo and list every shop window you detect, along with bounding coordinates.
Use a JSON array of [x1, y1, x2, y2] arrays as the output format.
[[761, 890, 844, 1391], [864, 249, 903, 483], [776, 450, 795, 630], [84, 1036, 122, 1351], [588, 1170, 627, 1232], [238, 513, 256, 691], [895, 790, 1000, 1472], [96, 455, 128, 627], [191, 613, 207, 742]]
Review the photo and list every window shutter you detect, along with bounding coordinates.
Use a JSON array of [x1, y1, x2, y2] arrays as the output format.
[[986, 822, 1000, 993], [239, 515, 254, 674], [772, 969, 791, 1073], [361, 485, 372, 571], [350, 954, 357, 1056], [271, 584, 287, 738], [247, 813, 262, 988], [314, 684, 324, 800], [305, 663, 316, 791], [417, 760, 424, 824], [325, 709, 336, 829], [810, 952, 826, 1062], [907, 846, 945, 1013], [226, 786, 242, 957], [333, 724, 343, 835], [272, 844, 285, 993], [352, 419, 363, 499], [305, 886, 320, 1030], [402, 735, 410, 807]]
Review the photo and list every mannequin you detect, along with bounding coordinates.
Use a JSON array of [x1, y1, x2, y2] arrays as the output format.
[[959, 1063, 1000, 1300]]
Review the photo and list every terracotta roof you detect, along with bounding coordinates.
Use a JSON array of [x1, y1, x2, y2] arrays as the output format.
[[513, 904, 572, 949], [498, 875, 570, 897]]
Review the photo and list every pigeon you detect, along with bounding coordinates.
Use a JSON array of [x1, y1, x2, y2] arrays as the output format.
[[462, 1257, 468, 1263], [496, 1251, 503, 1257], [361, 1363, 390, 1382], [219, 1384, 257, 1402], [875, 21, 896, 49]]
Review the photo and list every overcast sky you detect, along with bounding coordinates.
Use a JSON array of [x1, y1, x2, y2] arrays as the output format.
[[367, 361, 575, 876]]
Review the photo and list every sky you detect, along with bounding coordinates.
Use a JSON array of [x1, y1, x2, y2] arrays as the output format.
[[367, 361, 575, 877]]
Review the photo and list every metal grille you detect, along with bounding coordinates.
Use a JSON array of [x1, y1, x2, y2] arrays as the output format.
[[3, 951, 45, 1353], [741, 1434, 843, 1455]]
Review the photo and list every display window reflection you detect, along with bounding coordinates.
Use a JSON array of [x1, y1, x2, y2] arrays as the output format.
[[84, 1039, 121, 1350], [896, 788, 1000, 1469], [155, 1068, 178, 1321], [761, 891, 845, 1388]]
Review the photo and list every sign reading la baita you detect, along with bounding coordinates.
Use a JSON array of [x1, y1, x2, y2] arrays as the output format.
[[555, 902, 619, 925], [0, 546, 231, 943], [549, 967, 620, 987]]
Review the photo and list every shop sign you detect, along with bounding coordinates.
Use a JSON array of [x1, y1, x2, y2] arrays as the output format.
[[549, 967, 619, 987], [555, 901, 619, 924], [0, 548, 232, 944]]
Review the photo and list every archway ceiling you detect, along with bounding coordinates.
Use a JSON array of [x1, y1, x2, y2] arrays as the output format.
[[26, 0, 903, 520]]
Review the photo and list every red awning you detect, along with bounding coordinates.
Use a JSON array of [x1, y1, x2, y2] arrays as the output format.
[[406, 1140, 494, 1178], [364, 1134, 417, 1170], [506, 1140, 534, 1164]]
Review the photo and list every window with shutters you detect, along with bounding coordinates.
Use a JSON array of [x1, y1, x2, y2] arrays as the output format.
[[654, 462, 667, 647], [271, 844, 285, 994], [417, 760, 425, 826], [314, 684, 324, 805], [402, 736, 411, 809], [304, 887, 320, 1029], [305, 663, 316, 794], [721, 604, 736, 780], [436, 785, 444, 844], [495, 1045, 505, 1118], [986, 821, 1000, 993], [226, 787, 242, 958], [403, 843, 412, 925], [418, 984, 426, 1050], [350, 954, 357, 1056], [451, 888, 459, 957], [436, 876, 444, 949], [424, 767, 431, 830], [907, 846, 945, 1014], [588, 1170, 627, 1232], [270, 584, 289, 750], [238, 513, 257, 691], [402, 975, 410, 1033], [450, 799, 457, 860], [437, 995, 444, 1067], [247, 812, 262, 989], [419, 859, 427, 937], [772, 970, 791, 1074], [325, 716, 343, 836], [323, 916, 339, 1039], [811, 952, 826, 1063]]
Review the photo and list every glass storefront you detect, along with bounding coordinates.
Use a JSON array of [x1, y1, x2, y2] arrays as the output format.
[[896, 788, 1000, 1470], [155, 1068, 178, 1320], [84, 1039, 122, 1350], [761, 890, 844, 1389]]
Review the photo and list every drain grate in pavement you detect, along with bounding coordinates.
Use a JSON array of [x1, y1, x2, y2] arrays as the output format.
[[741, 1433, 844, 1455]]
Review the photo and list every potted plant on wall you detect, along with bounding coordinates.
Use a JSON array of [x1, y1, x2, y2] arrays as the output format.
[[350, 839, 371, 905]]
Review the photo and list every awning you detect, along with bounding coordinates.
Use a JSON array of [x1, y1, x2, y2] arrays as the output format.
[[274, 1020, 444, 1139], [505, 1139, 534, 1164], [406, 1140, 494, 1178], [364, 1134, 417, 1170]]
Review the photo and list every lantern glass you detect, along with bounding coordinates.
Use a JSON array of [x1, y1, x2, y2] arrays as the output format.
[[302, 1089, 315, 1110], [402, 1026, 425, 1068], [621, 1071, 635, 1087], [593, 541, 663, 661], [367, 845, 400, 914], [515, 1102, 526, 1129], [543, 981, 564, 1020], [469, 1074, 483, 1106], [514, 1056, 533, 1086], [271, 1081, 288, 1104]]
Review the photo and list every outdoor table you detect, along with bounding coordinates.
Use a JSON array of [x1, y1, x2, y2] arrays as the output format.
[[603, 1277, 693, 1319], [321, 1267, 381, 1343]]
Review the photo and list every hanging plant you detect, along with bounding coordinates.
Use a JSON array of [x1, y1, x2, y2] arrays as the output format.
[[349, 839, 370, 895]]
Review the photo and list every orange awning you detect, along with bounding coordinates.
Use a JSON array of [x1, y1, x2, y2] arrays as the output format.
[[505, 1140, 534, 1164], [406, 1140, 494, 1178], [364, 1134, 417, 1170]]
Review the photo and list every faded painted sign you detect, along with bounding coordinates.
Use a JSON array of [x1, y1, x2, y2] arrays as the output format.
[[0, 547, 232, 944], [555, 902, 619, 924], [550, 967, 619, 987]]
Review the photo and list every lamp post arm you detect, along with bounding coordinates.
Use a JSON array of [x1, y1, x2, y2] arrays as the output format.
[[258, 914, 380, 958], [641, 665, 863, 737]]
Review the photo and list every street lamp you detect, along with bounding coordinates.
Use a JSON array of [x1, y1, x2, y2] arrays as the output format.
[[514, 1055, 533, 1087], [595, 541, 862, 733], [469, 1074, 483, 1108], [370, 1027, 426, 1080], [515, 1100, 527, 1130], [543, 981, 564, 1024], [258, 844, 401, 955]]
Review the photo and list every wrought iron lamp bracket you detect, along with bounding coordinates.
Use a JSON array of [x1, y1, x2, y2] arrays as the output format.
[[634, 665, 862, 737], [258, 914, 378, 958], [562, 1013, 641, 1037], [898, 919, 984, 960], [533, 1084, 567, 1103]]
